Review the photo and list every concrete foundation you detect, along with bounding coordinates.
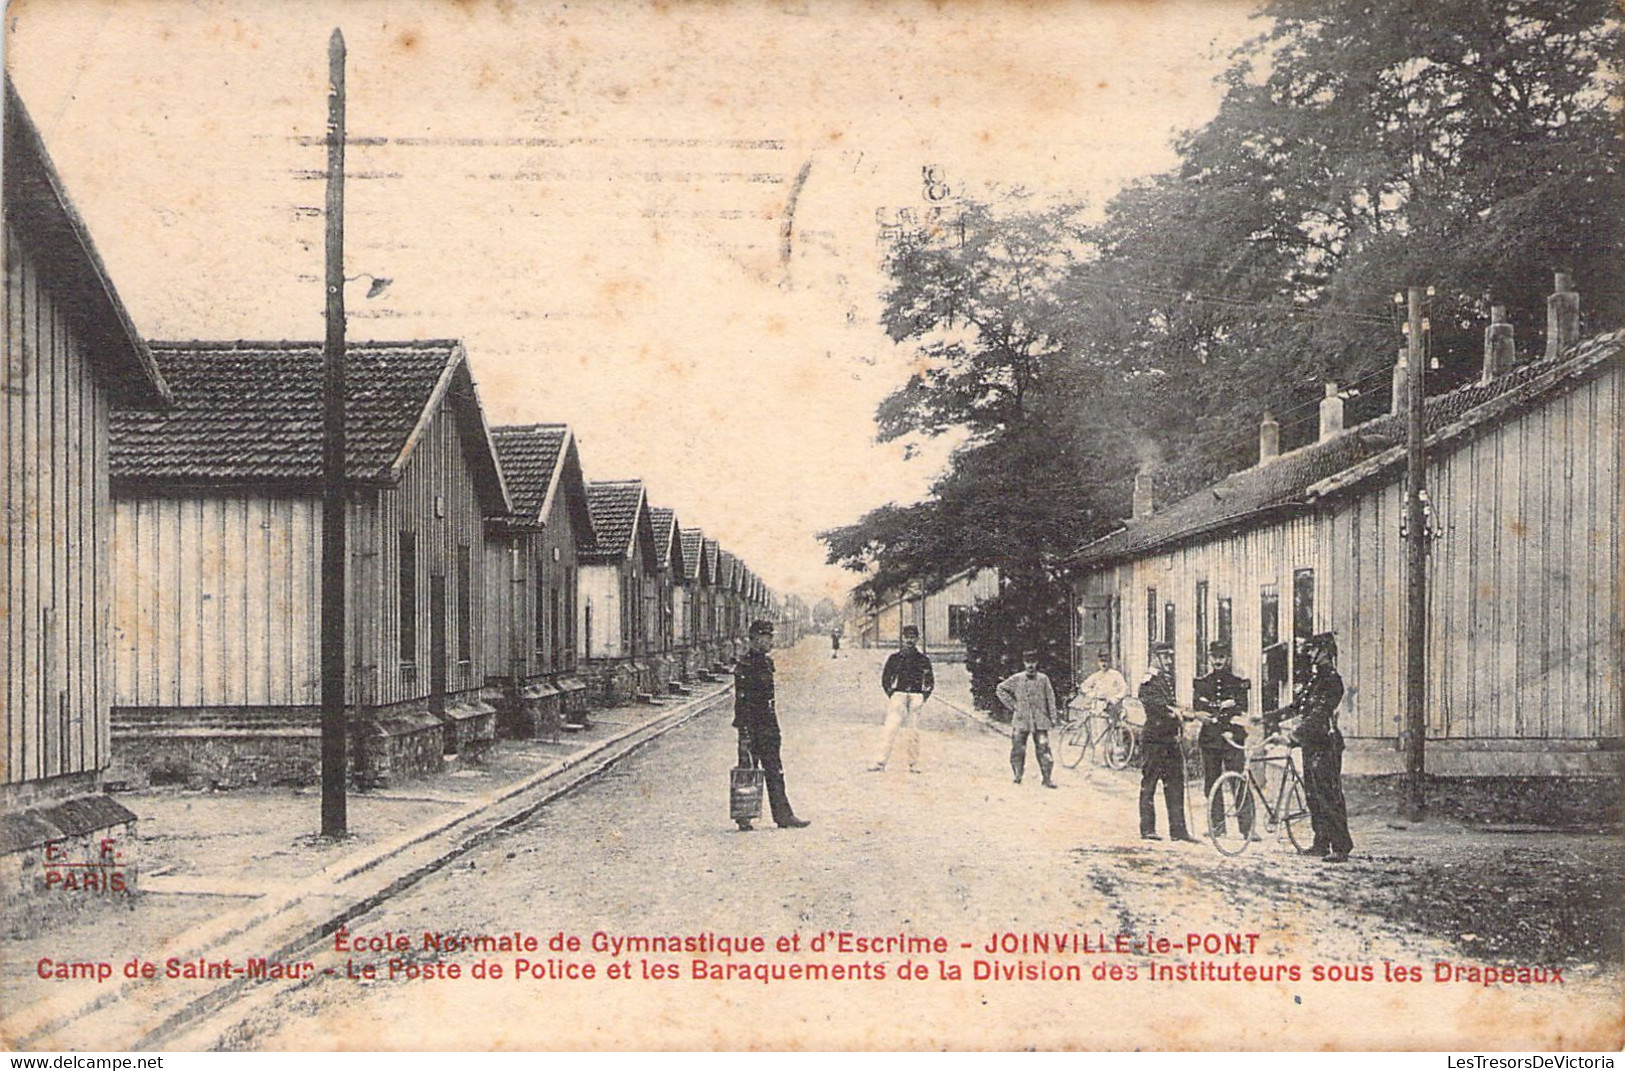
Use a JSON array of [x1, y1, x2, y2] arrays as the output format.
[[109, 693, 499, 790]]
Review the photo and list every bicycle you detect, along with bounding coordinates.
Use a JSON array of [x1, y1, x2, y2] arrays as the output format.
[[1204, 732, 1313, 857], [1057, 697, 1137, 771]]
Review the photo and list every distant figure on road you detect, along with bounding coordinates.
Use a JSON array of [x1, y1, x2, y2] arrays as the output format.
[[871, 624, 933, 773], [997, 650, 1058, 788], [733, 619, 811, 832], [831, 627, 842, 659], [1077, 648, 1129, 716], [1284, 632, 1351, 862], [1138, 642, 1199, 843]]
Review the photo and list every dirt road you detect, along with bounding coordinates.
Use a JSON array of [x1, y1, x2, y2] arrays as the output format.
[[188, 642, 1622, 1050]]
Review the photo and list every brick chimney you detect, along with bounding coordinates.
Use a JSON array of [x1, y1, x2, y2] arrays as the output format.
[[1259, 412, 1279, 464], [1132, 471, 1154, 519], [1545, 271, 1579, 359], [1318, 383, 1344, 442], [1483, 305, 1515, 382], [1391, 347, 1410, 415]]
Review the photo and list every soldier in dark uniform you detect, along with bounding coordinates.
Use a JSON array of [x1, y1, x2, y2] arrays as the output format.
[[1284, 632, 1351, 862], [1194, 641, 1252, 835], [733, 619, 811, 832], [1138, 642, 1199, 843]]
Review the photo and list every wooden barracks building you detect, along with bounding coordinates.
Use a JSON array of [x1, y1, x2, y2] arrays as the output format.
[[486, 423, 594, 734], [1069, 281, 1621, 778], [108, 339, 512, 787], [0, 77, 774, 857], [2, 79, 172, 894], [578, 480, 660, 704]]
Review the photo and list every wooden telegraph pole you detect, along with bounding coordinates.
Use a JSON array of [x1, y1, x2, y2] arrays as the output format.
[[1403, 286, 1427, 821], [321, 29, 349, 839]]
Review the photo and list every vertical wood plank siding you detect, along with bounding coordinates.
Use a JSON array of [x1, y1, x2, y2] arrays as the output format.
[[483, 534, 521, 682], [3, 225, 113, 785], [112, 400, 497, 714], [539, 505, 579, 674], [919, 569, 999, 648], [354, 404, 489, 708], [482, 491, 580, 685], [1075, 364, 1622, 748], [112, 495, 322, 708], [579, 565, 620, 659]]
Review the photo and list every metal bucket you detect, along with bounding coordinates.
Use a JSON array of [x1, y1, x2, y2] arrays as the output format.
[[730, 766, 765, 822]]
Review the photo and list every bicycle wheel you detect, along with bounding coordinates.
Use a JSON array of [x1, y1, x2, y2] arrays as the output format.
[[1103, 724, 1134, 770], [1058, 721, 1089, 769], [1282, 773, 1314, 852], [1206, 772, 1257, 856]]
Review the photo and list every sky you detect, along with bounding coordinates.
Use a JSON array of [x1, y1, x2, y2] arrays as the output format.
[[5, 0, 1259, 605]]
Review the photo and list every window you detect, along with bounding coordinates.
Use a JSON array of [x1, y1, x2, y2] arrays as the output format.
[[457, 545, 472, 663], [1163, 602, 1176, 669], [398, 532, 417, 664], [947, 604, 972, 640], [1113, 595, 1123, 669], [1145, 587, 1158, 660], [551, 586, 561, 668], [1217, 597, 1233, 653], [535, 569, 548, 658], [1260, 584, 1285, 713], [621, 574, 632, 652], [1195, 581, 1210, 677], [566, 572, 576, 668], [1293, 568, 1315, 685]]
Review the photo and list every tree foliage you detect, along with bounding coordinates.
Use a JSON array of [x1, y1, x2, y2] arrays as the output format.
[[963, 577, 1079, 717], [825, 0, 1622, 605]]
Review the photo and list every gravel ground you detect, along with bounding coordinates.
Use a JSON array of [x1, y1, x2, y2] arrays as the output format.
[[164, 642, 1621, 1051]]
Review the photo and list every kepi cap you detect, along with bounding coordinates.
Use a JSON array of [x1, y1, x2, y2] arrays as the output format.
[[1304, 630, 1336, 653], [749, 619, 775, 636]]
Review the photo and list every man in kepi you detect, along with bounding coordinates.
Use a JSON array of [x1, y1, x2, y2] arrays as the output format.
[[1194, 641, 1251, 835], [1078, 648, 1129, 718], [1285, 632, 1351, 862], [733, 619, 811, 831], [997, 650, 1059, 788], [871, 624, 934, 773], [1138, 642, 1199, 843]]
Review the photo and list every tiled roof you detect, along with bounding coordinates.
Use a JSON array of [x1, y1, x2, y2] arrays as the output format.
[[1071, 330, 1623, 567], [583, 480, 645, 563], [680, 528, 707, 584], [702, 538, 720, 585], [5, 77, 168, 407], [491, 424, 568, 519], [717, 549, 738, 591], [648, 506, 682, 576], [111, 340, 471, 486]]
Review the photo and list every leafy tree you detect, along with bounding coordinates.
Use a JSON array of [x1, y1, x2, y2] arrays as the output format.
[[1091, 0, 1623, 487], [828, 0, 1622, 640], [963, 578, 1078, 716], [821, 200, 1134, 604]]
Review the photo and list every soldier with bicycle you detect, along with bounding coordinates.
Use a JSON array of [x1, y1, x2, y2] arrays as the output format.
[[1194, 641, 1252, 834], [1078, 649, 1129, 716], [1281, 632, 1351, 862]]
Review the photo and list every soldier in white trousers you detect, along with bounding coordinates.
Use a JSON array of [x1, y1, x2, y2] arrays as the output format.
[[870, 625, 934, 773]]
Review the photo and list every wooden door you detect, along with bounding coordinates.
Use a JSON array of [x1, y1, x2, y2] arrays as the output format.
[[430, 574, 447, 714]]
